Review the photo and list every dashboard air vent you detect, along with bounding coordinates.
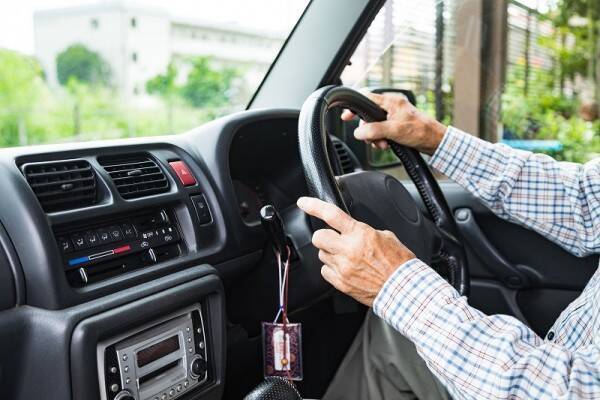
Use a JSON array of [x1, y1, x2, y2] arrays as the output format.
[[332, 140, 356, 174], [99, 155, 169, 199], [23, 160, 97, 212]]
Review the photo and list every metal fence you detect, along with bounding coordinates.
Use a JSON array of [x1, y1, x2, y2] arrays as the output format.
[[505, 0, 559, 99], [342, 0, 456, 123], [343, 0, 571, 137]]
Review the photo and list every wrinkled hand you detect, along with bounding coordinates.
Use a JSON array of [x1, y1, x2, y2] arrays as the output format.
[[342, 92, 447, 155], [297, 196, 415, 306]]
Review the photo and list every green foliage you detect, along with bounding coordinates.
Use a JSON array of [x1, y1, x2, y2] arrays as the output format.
[[502, 76, 600, 163], [180, 57, 238, 108], [500, 0, 600, 163], [56, 44, 111, 86], [0, 49, 246, 148], [0, 49, 46, 146], [146, 62, 179, 100]]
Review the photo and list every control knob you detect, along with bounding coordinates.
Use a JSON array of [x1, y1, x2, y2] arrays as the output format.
[[114, 390, 135, 400], [189, 355, 207, 379]]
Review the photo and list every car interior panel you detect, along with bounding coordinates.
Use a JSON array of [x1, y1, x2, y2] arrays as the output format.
[[0, 0, 597, 399]]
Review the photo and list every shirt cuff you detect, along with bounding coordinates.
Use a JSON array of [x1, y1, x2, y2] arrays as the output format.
[[428, 126, 489, 184], [373, 258, 459, 338]]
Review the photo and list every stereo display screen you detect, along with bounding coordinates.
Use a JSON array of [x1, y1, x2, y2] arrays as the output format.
[[136, 335, 180, 368]]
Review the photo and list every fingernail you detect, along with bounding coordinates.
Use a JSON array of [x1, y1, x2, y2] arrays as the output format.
[[354, 126, 365, 139], [297, 197, 308, 208]]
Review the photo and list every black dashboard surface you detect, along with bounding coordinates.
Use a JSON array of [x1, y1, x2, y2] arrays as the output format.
[[0, 108, 302, 310], [0, 108, 366, 400]]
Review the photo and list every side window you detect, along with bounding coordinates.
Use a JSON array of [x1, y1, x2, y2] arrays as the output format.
[[342, 0, 456, 171], [342, 0, 599, 171], [501, 1, 599, 163]]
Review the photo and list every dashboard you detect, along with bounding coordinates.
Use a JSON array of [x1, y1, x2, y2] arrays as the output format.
[[229, 117, 308, 224], [0, 108, 358, 400]]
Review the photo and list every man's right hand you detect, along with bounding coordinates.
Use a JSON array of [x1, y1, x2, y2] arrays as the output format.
[[341, 92, 447, 155]]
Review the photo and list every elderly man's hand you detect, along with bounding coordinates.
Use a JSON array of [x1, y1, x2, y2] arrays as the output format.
[[297, 196, 415, 306], [342, 92, 447, 155]]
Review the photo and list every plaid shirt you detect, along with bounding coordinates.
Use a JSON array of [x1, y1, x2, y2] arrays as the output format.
[[373, 126, 600, 399]]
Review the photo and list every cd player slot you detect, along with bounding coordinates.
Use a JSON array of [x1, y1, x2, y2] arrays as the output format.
[[138, 359, 181, 387]]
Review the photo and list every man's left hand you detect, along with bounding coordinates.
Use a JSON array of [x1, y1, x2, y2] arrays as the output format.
[[297, 197, 416, 306]]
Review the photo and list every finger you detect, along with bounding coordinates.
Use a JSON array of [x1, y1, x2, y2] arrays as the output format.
[[341, 109, 355, 121], [312, 229, 343, 253], [321, 264, 346, 291], [318, 249, 337, 265], [375, 139, 389, 149], [358, 91, 385, 107], [297, 197, 356, 233], [354, 121, 395, 141]]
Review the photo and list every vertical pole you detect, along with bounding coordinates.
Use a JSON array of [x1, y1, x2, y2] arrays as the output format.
[[559, 32, 566, 96], [382, 0, 394, 86], [480, 0, 508, 142], [452, 0, 483, 137], [435, 0, 445, 121]]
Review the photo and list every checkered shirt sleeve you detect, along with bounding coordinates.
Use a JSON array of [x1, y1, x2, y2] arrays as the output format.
[[373, 126, 600, 399]]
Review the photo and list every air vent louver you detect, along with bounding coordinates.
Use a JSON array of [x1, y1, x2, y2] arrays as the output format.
[[23, 160, 97, 212], [99, 155, 169, 199], [332, 140, 356, 174]]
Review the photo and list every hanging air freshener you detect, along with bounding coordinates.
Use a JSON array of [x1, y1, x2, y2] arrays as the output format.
[[262, 247, 303, 381]]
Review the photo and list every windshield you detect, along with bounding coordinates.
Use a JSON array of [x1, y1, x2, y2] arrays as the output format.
[[0, 0, 308, 147]]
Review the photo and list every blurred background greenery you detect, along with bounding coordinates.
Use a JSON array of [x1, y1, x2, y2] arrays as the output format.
[[0, 44, 245, 148], [1, 0, 599, 164]]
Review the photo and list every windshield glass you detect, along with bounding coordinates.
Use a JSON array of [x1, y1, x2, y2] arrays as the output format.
[[0, 0, 308, 147]]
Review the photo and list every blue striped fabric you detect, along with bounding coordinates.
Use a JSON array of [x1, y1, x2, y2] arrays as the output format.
[[373, 126, 600, 399]]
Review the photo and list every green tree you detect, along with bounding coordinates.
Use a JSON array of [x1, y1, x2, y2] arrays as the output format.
[[146, 62, 180, 133], [0, 49, 44, 146], [180, 57, 237, 108], [56, 44, 111, 86], [552, 0, 600, 101]]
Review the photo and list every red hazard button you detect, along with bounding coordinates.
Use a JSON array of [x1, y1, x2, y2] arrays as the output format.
[[169, 160, 197, 186]]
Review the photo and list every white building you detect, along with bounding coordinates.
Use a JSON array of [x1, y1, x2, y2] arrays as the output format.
[[33, 1, 284, 101]]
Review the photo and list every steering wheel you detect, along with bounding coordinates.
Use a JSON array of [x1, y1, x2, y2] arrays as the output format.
[[298, 85, 469, 296]]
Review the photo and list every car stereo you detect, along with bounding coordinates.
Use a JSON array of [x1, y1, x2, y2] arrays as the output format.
[[98, 305, 209, 400]]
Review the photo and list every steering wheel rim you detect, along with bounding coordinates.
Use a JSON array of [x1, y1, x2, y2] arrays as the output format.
[[298, 85, 469, 296]]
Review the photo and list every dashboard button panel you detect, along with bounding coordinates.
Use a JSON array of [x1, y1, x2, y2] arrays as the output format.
[[56, 208, 186, 286]]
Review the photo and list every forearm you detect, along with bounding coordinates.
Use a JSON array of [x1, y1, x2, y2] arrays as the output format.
[[374, 259, 600, 399], [430, 127, 600, 256]]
